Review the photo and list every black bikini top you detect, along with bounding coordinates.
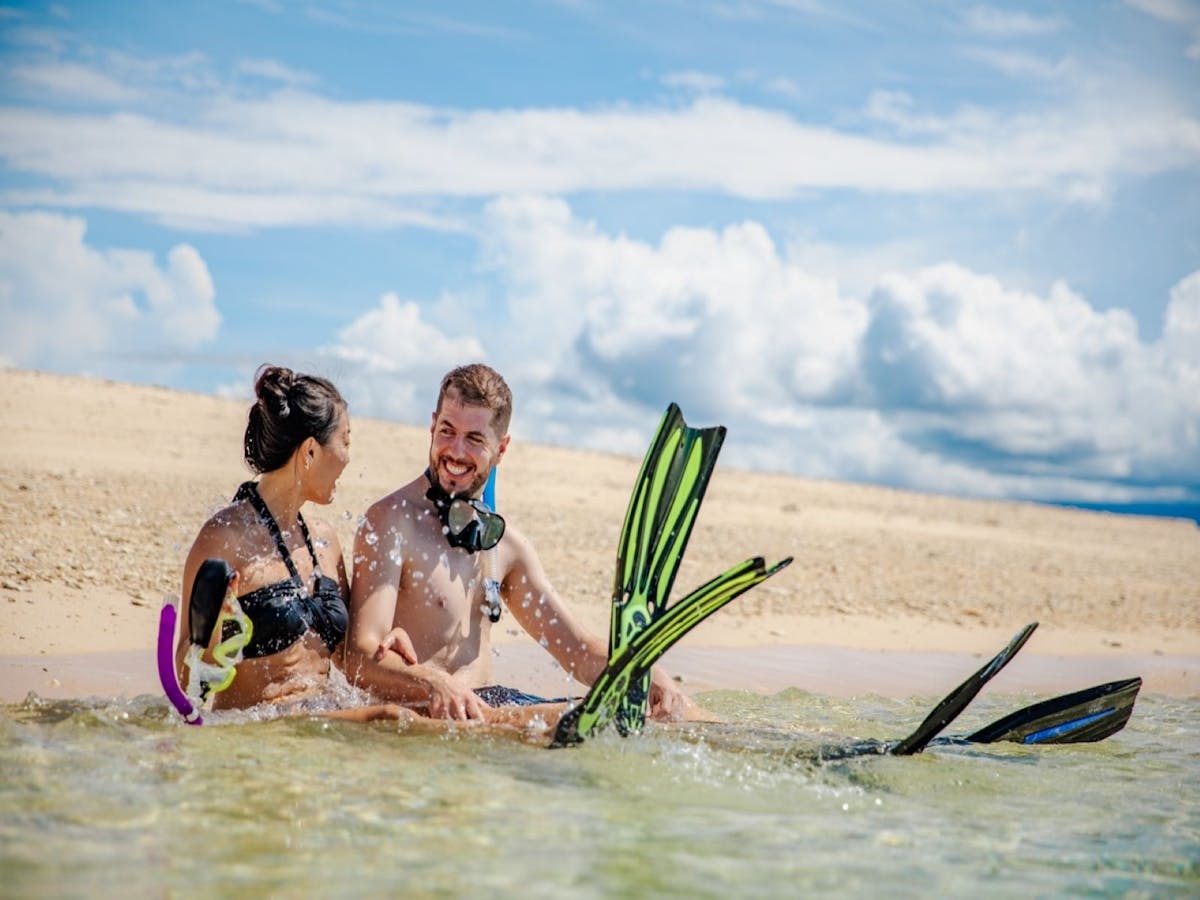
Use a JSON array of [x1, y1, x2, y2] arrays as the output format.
[[231, 481, 348, 659]]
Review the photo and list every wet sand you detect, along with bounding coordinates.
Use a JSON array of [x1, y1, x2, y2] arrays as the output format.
[[2, 368, 1197, 703]]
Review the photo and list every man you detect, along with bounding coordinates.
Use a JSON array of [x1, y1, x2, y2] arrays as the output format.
[[346, 364, 700, 722]]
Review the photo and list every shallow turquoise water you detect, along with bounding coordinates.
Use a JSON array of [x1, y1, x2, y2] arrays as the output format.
[[1, 688, 1196, 898]]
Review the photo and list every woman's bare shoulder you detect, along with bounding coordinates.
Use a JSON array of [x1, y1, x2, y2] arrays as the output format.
[[188, 499, 260, 563]]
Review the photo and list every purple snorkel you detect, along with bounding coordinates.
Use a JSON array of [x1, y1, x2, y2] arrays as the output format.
[[157, 601, 202, 724]]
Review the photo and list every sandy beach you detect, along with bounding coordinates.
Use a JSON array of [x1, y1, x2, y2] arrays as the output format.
[[2, 367, 1197, 702]]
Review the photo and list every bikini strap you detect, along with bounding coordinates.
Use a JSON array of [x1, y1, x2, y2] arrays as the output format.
[[234, 481, 322, 584]]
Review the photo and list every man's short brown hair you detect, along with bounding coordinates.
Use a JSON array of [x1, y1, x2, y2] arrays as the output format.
[[436, 364, 513, 436]]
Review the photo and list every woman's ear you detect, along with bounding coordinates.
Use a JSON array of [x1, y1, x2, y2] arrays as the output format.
[[300, 435, 319, 468]]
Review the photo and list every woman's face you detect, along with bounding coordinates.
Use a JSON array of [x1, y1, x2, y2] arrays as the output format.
[[307, 406, 350, 504]]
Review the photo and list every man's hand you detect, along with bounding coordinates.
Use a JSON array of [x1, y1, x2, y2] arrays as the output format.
[[648, 670, 716, 722], [427, 671, 491, 721], [372, 627, 418, 665]]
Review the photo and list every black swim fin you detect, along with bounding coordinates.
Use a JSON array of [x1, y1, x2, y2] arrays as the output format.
[[817, 622, 1039, 760], [890, 621, 1038, 755], [608, 403, 727, 735], [189, 558, 235, 647], [958, 676, 1142, 745]]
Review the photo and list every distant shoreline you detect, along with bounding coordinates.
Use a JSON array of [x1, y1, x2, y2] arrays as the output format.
[[1041, 499, 1200, 526]]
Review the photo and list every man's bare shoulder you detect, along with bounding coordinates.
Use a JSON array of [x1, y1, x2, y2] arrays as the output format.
[[495, 519, 546, 571], [362, 477, 427, 529]]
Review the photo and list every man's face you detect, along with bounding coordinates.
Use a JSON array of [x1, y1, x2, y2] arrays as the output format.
[[428, 394, 509, 498]]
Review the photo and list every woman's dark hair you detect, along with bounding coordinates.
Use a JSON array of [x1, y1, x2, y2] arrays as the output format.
[[243, 365, 346, 474]]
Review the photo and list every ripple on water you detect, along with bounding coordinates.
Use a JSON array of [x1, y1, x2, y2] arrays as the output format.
[[0, 690, 1196, 895]]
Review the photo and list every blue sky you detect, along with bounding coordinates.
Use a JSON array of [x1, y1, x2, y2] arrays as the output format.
[[1, 0, 1198, 517]]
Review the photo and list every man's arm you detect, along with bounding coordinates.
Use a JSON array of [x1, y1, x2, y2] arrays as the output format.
[[345, 502, 489, 720], [502, 529, 702, 721]]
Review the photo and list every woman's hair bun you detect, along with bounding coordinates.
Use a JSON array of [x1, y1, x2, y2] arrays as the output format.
[[243, 364, 345, 474], [255, 366, 295, 419]]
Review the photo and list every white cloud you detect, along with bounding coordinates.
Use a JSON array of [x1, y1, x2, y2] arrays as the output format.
[[660, 70, 726, 93], [1126, 0, 1200, 58], [7, 61, 142, 103], [444, 199, 1198, 504], [0, 210, 220, 368], [1126, 0, 1198, 25], [235, 58, 318, 87], [1, 74, 1197, 230], [962, 6, 1065, 37], [320, 292, 486, 424], [962, 47, 1074, 80]]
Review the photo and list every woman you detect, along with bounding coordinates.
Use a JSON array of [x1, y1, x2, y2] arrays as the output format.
[[177, 364, 418, 722]]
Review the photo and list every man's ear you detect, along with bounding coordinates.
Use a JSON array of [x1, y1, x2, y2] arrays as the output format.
[[495, 433, 510, 463], [429, 411, 437, 434]]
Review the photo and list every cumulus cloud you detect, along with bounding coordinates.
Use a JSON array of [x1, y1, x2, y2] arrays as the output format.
[[320, 292, 486, 423], [0, 210, 220, 369], [858, 265, 1199, 490], [435, 198, 1199, 505]]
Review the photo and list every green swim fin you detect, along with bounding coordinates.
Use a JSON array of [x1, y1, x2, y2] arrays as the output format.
[[551, 555, 792, 747], [548, 402, 792, 747], [609, 403, 726, 735]]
